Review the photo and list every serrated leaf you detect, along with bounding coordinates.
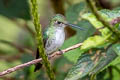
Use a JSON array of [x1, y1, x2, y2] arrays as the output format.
[[81, 7, 120, 42], [82, 13, 108, 28], [112, 43, 120, 56], [81, 36, 107, 49], [82, 7, 120, 29], [90, 46, 118, 74], [109, 43, 120, 65], [65, 53, 94, 80], [65, 49, 104, 80], [65, 45, 119, 80], [101, 7, 120, 19], [65, 48, 105, 80]]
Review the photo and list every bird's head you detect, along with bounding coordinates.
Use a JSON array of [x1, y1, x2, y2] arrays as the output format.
[[50, 14, 84, 30], [50, 14, 66, 28]]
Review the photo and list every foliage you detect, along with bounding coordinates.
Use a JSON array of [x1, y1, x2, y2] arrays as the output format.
[[0, 0, 120, 80], [64, 2, 120, 80], [62, 2, 95, 63]]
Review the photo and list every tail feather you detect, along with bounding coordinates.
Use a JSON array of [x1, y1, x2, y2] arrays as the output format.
[[36, 48, 40, 59], [34, 63, 42, 72], [34, 48, 42, 72]]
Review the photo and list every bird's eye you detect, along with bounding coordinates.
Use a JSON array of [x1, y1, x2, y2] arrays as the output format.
[[57, 21, 62, 24], [55, 21, 62, 24]]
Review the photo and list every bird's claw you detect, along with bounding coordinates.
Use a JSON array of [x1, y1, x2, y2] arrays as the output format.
[[57, 49, 63, 55]]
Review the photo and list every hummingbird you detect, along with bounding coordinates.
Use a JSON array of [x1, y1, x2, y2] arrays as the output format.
[[34, 14, 84, 71]]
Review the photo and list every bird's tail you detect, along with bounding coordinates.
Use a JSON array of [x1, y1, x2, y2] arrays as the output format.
[[34, 48, 42, 72]]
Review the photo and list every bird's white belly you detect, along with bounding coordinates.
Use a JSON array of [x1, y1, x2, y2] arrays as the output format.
[[46, 29, 65, 54], [55, 29, 65, 46]]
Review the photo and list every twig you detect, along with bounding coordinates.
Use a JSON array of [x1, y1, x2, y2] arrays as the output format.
[[86, 0, 120, 39], [31, 0, 55, 79], [0, 43, 82, 77]]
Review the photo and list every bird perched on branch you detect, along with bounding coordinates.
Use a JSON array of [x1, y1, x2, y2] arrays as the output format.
[[34, 14, 84, 71]]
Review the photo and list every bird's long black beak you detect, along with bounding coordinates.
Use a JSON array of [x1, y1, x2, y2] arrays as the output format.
[[64, 23, 84, 30]]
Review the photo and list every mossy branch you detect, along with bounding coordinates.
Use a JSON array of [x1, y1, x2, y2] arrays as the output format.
[[30, 0, 55, 80], [86, 0, 120, 39]]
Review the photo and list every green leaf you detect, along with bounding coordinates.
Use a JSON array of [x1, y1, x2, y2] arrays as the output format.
[[82, 7, 120, 29], [65, 2, 96, 41], [65, 48, 105, 80], [112, 43, 120, 56], [65, 53, 94, 80], [66, 2, 85, 23], [61, 35, 82, 63], [81, 36, 106, 49], [100, 7, 120, 19], [110, 43, 120, 65], [65, 5, 120, 80], [82, 13, 108, 28], [90, 46, 118, 75], [65, 45, 118, 80], [80, 34, 112, 50], [80, 8, 120, 50], [63, 2, 95, 63], [81, 7, 120, 42], [76, 20, 96, 42], [62, 21, 95, 63]]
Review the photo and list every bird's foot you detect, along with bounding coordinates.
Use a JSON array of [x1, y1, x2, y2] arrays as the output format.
[[57, 49, 63, 55]]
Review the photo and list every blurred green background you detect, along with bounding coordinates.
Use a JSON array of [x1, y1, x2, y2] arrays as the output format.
[[0, 0, 120, 80]]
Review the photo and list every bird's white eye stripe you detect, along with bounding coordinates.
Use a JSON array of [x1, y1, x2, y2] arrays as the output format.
[[55, 20, 58, 23]]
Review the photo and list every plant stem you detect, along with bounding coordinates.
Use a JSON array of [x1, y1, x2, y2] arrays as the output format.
[[90, 74, 96, 80], [30, 0, 55, 80]]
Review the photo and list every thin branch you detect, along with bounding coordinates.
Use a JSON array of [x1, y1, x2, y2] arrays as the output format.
[[86, 0, 120, 39], [30, 0, 55, 79], [0, 43, 82, 77]]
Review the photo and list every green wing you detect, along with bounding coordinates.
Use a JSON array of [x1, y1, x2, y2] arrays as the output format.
[[43, 27, 49, 47]]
